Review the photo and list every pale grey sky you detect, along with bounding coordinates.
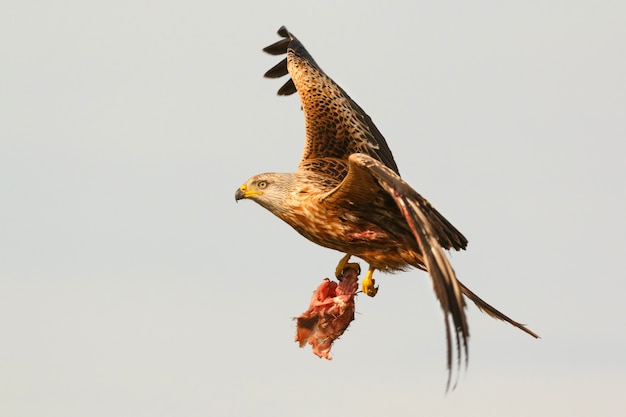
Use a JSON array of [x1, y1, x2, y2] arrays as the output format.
[[1, 1, 625, 416]]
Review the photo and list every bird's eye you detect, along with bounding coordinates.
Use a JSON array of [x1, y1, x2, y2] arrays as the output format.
[[257, 180, 267, 189]]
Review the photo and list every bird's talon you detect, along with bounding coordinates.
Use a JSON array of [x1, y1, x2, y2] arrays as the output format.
[[362, 269, 378, 297], [335, 254, 360, 278]]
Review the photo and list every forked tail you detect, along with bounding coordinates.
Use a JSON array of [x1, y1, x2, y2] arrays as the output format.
[[458, 280, 540, 339]]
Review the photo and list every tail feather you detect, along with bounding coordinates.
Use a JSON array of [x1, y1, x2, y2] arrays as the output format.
[[458, 280, 540, 339]]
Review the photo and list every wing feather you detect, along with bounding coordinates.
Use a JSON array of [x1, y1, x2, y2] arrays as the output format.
[[262, 26, 399, 175], [326, 153, 469, 389], [333, 153, 539, 389], [264, 58, 289, 78]]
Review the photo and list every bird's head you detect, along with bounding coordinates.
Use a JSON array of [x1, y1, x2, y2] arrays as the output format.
[[235, 172, 298, 216]]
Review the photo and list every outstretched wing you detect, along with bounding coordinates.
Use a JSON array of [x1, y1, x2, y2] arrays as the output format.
[[263, 26, 399, 175]]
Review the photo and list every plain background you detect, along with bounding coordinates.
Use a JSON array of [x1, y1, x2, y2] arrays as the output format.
[[2, 1, 625, 416]]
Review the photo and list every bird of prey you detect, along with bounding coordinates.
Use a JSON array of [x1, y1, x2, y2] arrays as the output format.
[[235, 26, 538, 388]]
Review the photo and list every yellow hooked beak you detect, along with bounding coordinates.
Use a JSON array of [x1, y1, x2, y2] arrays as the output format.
[[234, 184, 263, 201]]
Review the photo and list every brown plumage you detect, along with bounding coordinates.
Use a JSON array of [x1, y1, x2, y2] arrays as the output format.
[[236, 26, 538, 389]]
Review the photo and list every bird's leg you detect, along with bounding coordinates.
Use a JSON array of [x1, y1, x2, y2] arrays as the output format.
[[362, 266, 379, 297], [335, 254, 361, 279]]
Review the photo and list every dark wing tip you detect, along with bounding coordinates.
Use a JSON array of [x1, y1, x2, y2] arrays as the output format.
[[262, 38, 290, 55], [262, 26, 320, 97], [262, 26, 294, 55], [263, 57, 296, 95], [264, 57, 288, 78], [277, 79, 297, 96], [277, 25, 291, 38]]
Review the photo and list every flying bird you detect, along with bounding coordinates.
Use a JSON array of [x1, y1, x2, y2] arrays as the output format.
[[235, 26, 538, 388]]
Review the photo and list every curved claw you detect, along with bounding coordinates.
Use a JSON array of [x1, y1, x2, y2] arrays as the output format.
[[335, 254, 361, 278], [362, 268, 379, 297]]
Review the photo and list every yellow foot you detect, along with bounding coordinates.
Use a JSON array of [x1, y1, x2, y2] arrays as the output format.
[[362, 268, 378, 297], [335, 254, 361, 278]]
